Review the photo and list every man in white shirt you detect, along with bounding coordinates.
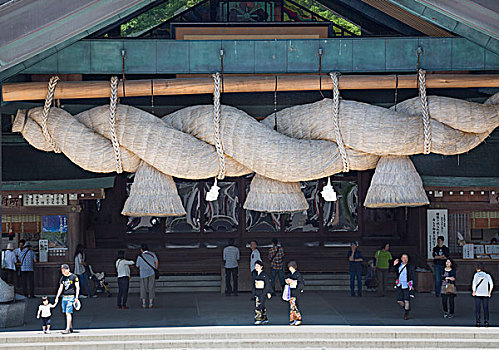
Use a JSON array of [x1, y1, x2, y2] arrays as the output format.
[[249, 240, 261, 272], [223, 238, 240, 296], [472, 264, 494, 327], [115, 250, 135, 309], [136, 244, 158, 309], [1, 242, 17, 285]]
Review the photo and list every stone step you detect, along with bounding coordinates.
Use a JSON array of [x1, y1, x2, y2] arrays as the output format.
[[2, 337, 498, 349]]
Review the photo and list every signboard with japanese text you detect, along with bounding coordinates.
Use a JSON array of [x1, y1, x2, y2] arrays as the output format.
[[427, 209, 448, 259], [463, 244, 474, 259]]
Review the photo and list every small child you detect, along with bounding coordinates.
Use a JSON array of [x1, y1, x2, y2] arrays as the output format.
[[37, 296, 57, 333]]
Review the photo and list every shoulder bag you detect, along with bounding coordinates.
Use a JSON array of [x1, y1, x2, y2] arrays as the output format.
[[139, 253, 160, 280]]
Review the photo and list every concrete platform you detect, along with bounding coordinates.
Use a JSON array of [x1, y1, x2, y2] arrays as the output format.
[[2, 290, 497, 331]]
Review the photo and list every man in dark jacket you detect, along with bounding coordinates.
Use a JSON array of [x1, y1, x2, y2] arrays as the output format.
[[391, 254, 415, 320], [347, 241, 363, 297]]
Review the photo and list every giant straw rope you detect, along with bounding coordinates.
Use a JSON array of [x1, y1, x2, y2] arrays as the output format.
[[12, 73, 499, 215]]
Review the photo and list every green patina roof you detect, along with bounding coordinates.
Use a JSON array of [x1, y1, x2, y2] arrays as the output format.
[[422, 176, 499, 188]]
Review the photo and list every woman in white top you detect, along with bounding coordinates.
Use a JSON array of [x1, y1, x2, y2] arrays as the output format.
[[116, 250, 135, 309], [74, 244, 94, 297], [472, 264, 494, 327]]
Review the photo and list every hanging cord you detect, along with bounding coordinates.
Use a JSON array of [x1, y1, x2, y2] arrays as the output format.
[[109, 76, 123, 174], [394, 74, 399, 111], [41, 76, 61, 153], [329, 72, 350, 173], [274, 76, 278, 131], [121, 49, 127, 98], [220, 49, 225, 93], [150, 79, 155, 115], [212, 72, 226, 180], [318, 48, 325, 99], [418, 69, 432, 154]]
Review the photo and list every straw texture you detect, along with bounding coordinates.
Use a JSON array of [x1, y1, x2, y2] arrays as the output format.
[[243, 174, 309, 213], [364, 156, 429, 208], [122, 162, 186, 217], [13, 92, 498, 214]]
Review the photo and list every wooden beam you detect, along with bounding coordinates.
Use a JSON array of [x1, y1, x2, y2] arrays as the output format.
[[3, 74, 499, 101]]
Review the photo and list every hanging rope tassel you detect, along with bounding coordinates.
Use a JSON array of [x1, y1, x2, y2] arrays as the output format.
[[418, 69, 432, 154], [329, 72, 350, 173], [41, 76, 61, 153], [206, 72, 226, 201], [109, 76, 123, 174]]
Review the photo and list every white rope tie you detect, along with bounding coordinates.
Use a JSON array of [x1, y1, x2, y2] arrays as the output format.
[[109, 76, 123, 173], [329, 72, 350, 173], [41, 76, 61, 153], [418, 69, 432, 154], [212, 72, 226, 180]]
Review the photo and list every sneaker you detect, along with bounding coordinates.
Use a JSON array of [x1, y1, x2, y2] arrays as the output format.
[[476, 322, 481, 328], [295, 320, 302, 326], [254, 320, 262, 325], [261, 320, 269, 325], [289, 321, 296, 326], [61, 330, 71, 334], [443, 312, 448, 318], [45, 330, 50, 334], [447, 314, 454, 319], [91, 294, 98, 298], [79, 295, 88, 299], [43, 330, 47, 334], [485, 322, 489, 328]]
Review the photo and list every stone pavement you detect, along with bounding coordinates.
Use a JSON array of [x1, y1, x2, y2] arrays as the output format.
[[3, 290, 496, 332]]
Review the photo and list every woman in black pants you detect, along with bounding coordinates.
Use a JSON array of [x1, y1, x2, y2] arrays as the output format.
[[441, 258, 456, 318], [115, 251, 135, 309]]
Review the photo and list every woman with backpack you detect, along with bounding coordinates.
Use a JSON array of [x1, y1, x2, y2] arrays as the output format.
[[472, 264, 494, 327]]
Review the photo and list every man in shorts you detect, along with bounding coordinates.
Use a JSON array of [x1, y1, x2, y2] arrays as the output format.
[[392, 254, 415, 320], [55, 264, 80, 334]]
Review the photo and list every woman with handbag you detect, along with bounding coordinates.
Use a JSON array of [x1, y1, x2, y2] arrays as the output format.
[[285, 260, 304, 326], [441, 258, 456, 318]]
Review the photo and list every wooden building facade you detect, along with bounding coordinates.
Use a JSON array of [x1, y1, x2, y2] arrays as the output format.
[[1, 0, 498, 294]]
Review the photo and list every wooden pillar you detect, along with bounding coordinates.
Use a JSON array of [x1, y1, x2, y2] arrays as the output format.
[[66, 205, 82, 263]]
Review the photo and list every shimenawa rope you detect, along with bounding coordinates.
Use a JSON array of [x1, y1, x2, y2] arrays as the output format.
[[330, 72, 350, 173], [41, 76, 61, 153], [212, 72, 226, 180], [109, 76, 123, 173], [418, 69, 432, 154]]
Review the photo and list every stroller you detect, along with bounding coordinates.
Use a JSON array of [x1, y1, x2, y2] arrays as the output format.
[[88, 265, 112, 297], [364, 260, 378, 292]]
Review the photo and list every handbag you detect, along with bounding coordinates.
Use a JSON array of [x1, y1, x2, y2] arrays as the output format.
[[17, 250, 28, 277], [282, 284, 291, 301], [139, 253, 160, 280], [444, 283, 456, 295]]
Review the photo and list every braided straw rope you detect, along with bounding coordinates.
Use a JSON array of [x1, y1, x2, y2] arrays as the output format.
[[329, 72, 350, 172], [41, 76, 61, 153], [109, 76, 123, 173], [418, 69, 432, 154], [212, 72, 226, 180]]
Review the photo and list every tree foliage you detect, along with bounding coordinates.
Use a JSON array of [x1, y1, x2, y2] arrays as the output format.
[[121, 0, 360, 37]]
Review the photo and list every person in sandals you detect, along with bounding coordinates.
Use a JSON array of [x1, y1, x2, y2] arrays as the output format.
[[285, 261, 304, 326], [252, 260, 272, 325]]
